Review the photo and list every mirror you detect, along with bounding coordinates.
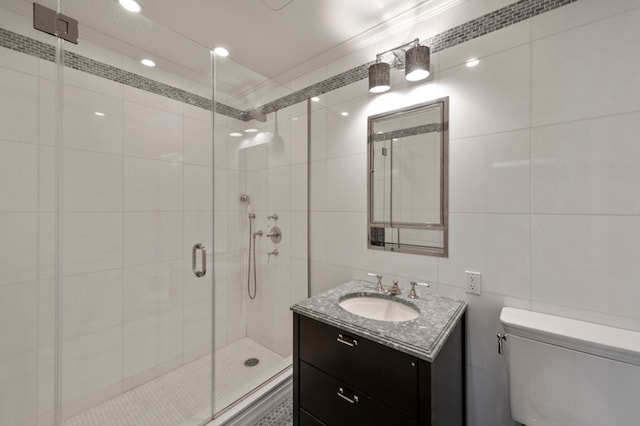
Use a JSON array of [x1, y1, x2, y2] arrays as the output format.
[[367, 97, 448, 257]]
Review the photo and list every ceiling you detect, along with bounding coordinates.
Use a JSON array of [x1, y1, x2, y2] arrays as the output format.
[[3, 0, 454, 109], [136, 0, 434, 80]]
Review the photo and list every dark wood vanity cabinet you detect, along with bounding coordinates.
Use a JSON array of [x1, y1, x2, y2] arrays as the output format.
[[293, 313, 465, 426]]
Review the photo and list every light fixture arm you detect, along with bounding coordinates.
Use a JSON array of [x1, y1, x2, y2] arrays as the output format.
[[374, 38, 420, 62]]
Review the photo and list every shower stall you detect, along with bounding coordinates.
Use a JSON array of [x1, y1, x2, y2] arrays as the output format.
[[0, 0, 308, 424]]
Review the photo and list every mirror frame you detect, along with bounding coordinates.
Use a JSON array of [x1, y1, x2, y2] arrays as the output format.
[[367, 96, 449, 257]]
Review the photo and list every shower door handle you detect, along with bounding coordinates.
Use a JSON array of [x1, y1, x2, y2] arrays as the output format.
[[192, 243, 207, 277]]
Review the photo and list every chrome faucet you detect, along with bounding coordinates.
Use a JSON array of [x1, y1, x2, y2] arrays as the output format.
[[387, 280, 401, 296]]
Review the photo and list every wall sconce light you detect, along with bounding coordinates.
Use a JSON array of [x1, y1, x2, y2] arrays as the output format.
[[405, 45, 430, 81], [368, 38, 431, 93], [369, 62, 391, 93]]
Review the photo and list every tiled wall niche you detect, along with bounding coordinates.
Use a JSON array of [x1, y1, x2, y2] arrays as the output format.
[[289, 0, 640, 424]]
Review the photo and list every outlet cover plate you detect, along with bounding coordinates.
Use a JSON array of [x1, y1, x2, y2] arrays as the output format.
[[465, 271, 482, 295]]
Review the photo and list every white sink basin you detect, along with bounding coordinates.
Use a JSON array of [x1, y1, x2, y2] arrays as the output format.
[[339, 296, 419, 322]]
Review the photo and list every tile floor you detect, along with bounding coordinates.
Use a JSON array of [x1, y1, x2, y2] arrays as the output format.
[[64, 338, 284, 425]]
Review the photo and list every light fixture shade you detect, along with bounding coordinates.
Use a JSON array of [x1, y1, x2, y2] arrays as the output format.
[[405, 45, 430, 82], [369, 62, 391, 93]]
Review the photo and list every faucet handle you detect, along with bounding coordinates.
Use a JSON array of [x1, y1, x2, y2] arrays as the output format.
[[408, 281, 430, 299], [367, 272, 385, 292]]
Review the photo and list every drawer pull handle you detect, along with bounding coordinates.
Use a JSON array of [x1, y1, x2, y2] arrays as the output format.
[[337, 387, 359, 404], [337, 333, 358, 347]]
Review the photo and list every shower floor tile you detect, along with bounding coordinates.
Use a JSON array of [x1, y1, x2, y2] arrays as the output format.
[[64, 338, 284, 426]]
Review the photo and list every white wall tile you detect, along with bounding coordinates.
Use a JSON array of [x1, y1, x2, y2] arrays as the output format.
[[532, 214, 640, 322], [63, 150, 123, 212], [124, 101, 183, 162], [124, 261, 183, 323], [290, 113, 308, 164], [0, 350, 38, 425], [267, 119, 291, 168], [0, 68, 38, 144], [62, 270, 123, 340], [124, 212, 183, 266], [183, 300, 212, 355], [532, 113, 640, 215], [438, 213, 530, 298], [123, 309, 182, 378], [310, 108, 327, 162], [124, 157, 183, 211], [266, 166, 291, 211], [325, 212, 372, 271], [184, 165, 213, 211], [309, 161, 327, 211], [326, 154, 367, 212], [62, 326, 122, 405], [63, 212, 123, 276], [0, 141, 37, 212], [38, 146, 55, 212], [531, 0, 640, 41], [0, 281, 38, 357], [532, 9, 640, 126], [450, 129, 531, 213], [438, 20, 530, 71], [440, 44, 530, 140], [63, 86, 123, 154], [0, 213, 38, 285], [124, 86, 183, 114], [184, 116, 213, 167], [466, 366, 516, 426], [325, 97, 368, 159]]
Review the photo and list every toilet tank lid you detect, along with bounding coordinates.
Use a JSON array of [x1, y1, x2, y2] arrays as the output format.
[[500, 307, 640, 366]]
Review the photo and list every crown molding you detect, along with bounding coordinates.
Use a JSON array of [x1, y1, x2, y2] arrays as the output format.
[[271, 0, 467, 85]]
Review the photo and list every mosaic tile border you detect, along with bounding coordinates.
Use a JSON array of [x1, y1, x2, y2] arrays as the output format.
[[0, 27, 246, 120], [256, 395, 292, 426], [258, 0, 578, 114], [1, 0, 576, 122], [373, 123, 443, 142]]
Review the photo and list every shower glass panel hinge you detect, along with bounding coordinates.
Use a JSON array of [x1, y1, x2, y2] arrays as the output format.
[[33, 3, 79, 44]]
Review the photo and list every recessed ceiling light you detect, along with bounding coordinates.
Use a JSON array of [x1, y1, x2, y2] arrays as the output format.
[[292, 117, 299, 121], [229, 132, 243, 137], [245, 128, 258, 133], [119, 0, 141, 13], [213, 47, 229, 57], [341, 112, 349, 116], [466, 58, 480, 67], [311, 97, 320, 102], [94, 111, 105, 117], [140, 58, 155, 67]]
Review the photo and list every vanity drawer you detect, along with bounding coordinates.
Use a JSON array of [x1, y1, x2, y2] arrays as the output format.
[[299, 315, 418, 418], [300, 361, 417, 426]]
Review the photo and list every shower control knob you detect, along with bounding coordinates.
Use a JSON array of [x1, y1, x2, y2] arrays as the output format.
[[268, 213, 279, 221], [267, 226, 282, 244]]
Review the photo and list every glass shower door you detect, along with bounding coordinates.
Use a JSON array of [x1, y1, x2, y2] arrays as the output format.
[[56, 0, 215, 424], [0, 0, 58, 424]]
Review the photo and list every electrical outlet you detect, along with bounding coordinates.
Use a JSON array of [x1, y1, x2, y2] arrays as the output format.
[[465, 271, 482, 295]]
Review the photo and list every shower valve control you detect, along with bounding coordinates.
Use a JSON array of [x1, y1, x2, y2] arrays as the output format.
[[268, 248, 279, 263], [268, 213, 279, 221], [267, 226, 282, 244]]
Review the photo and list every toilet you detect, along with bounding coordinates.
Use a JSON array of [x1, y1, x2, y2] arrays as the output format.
[[499, 307, 640, 425]]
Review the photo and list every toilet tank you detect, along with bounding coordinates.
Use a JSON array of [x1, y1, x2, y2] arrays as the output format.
[[500, 308, 640, 426]]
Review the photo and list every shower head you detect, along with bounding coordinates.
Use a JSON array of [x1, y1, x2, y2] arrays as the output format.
[[240, 194, 250, 204], [248, 108, 267, 123]]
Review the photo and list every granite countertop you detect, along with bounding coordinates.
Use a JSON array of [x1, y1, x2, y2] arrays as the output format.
[[291, 279, 467, 362]]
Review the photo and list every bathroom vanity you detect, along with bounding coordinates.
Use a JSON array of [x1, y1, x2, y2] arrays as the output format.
[[291, 280, 466, 425]]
